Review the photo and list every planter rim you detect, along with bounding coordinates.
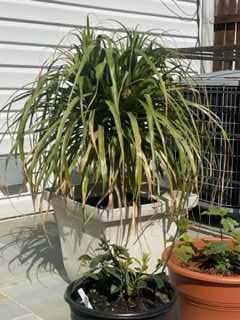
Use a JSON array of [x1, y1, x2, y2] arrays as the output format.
[[43, 189, 199, 222], [64, 279, 177, 320], [163, 238, 240, 285]]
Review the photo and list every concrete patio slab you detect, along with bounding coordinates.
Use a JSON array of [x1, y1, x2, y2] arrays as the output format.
[[0, 292, 30, 320], [1, 274, 70, 320], [12, 315, 43, 320], [0, 213, 179, 320], [0, 214, 70, 320]]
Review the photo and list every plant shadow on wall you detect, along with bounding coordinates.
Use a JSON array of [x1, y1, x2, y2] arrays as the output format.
[[0, 221, 68, 281]]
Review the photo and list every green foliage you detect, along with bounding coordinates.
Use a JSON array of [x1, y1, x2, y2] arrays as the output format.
[[3, 21, 225, 221], [203, 241, 230, 256], [78, 238, 165, 298], [174, 207, 240, 275], [201, 241, 237, 275], [178, 217, 192, 236], [174, 232, 194, 264], [201, 207, 229, 218], [174, 244, 194, 264], [221, 217, 239, 233], [202, 207, 239, 234]]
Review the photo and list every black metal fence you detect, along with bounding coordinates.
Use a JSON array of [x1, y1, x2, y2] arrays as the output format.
[[186, 80, 240, 209]]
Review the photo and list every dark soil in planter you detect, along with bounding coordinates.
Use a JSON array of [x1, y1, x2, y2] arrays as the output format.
[[174, 239, 240, 276], [73, 287, 170, 313], [74, 191, 155, 209], [180, 254, 240, 276], [70, 278, 172, 314]]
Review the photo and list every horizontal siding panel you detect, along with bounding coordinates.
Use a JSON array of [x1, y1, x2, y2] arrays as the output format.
[[160, 36, 197, 48], [0, 21, 197, 50], [0, 44, 198, 89], [0, 112, 43, 134], [0, 41, 198, 72], [0, 114, 23, 134], [0, 114, 10, 133], [0, 90, 27, 111], [0, 39, 197, 69], [0, 1, 197, 38], [0, 44, 55, 67], [0, 68, 39, 89], [0, 134, 32, 154], [0, 22, 197, 49], [34, 0, 197, 20], [0, 21, 73, 47], [177, 0, 196, 2]]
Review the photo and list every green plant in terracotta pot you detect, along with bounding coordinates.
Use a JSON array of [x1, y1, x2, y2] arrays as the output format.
[[164, 207, 240, 320], [2, 21, 223, 279]]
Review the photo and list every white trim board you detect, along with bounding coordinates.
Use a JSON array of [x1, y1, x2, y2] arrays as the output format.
[[0, 195, 49, 219]]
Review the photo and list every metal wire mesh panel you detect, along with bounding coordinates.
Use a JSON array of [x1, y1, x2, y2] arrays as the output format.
[[186, 82, 240, 208]]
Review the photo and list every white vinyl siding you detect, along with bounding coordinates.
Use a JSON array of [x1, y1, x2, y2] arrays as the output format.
[[0, 0, 198, 218]]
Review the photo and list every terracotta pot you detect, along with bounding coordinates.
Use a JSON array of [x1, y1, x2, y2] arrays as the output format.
[[163, 239, 240, 320]]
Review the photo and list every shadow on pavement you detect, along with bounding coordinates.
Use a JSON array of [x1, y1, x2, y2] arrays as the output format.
[[0, 220, 69, 282]]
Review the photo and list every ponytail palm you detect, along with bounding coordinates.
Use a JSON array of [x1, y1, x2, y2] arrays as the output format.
[[4, 23, 223, 220]]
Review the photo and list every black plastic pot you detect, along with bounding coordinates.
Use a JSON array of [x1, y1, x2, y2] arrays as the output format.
[[65, 279, 177, 320]]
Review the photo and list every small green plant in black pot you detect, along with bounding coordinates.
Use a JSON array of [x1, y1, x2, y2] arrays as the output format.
[[65, 239, 176, 320]]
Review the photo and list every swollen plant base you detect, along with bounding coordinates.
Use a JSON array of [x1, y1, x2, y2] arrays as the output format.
[[44, 190, 198, 281], [65, 278, 177, 320], [164, 240, 240, 320]]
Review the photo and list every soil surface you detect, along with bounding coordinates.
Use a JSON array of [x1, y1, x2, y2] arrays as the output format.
[[73, 287, 171, 313], [179, 255, 240, 276], [73, 190, 155, 209], [183, 255, 223, 275]]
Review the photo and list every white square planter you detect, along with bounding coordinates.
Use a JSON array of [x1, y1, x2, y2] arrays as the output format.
[[44, 191, 198, 281]]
